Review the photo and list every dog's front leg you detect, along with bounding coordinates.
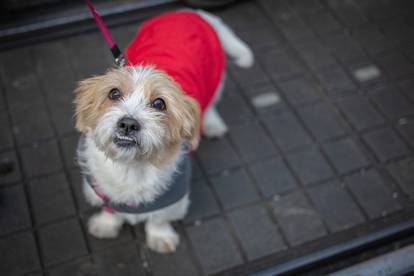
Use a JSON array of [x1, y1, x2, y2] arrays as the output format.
[[145, 220, 179, 254], [88, 211, 124, 239]]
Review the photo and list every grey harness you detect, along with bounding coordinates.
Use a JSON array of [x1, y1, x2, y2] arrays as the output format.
[[77, 135, 191, 214]]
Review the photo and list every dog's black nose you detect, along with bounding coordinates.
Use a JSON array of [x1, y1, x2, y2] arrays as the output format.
[[117, 117, 140, 134]]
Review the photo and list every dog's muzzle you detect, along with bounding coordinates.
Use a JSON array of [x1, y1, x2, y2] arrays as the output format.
[[114, 116, 140, 147]]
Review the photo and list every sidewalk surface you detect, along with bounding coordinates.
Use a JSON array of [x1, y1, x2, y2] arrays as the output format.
[[1, 0, 414, 275]]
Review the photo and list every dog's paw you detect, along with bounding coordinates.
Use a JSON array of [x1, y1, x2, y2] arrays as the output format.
[[235, 50, 254, 68], [147, 231, 179, 254], [88, 212, 123, 239], [203, 122, 228, 139]]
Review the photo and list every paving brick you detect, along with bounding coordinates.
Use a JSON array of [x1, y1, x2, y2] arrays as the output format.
[[239, 25, 281, 52], [29, 173, 76, 224], [60, 133, 80, 169], [0, 185, 31, 235], [93, 242, 146, 276], [230, 61, 271, 88], [377, 52, 414, 80], [325, 0, 368, 27], [398, 78, 414, 103], [387, 158, 414, 199], [20, 140, 63, 178], [217, 92, 254, 125], [381, 18, 414, 44], [68, 167, 92, 213], [10, 104, 55, 146], [0, 232, 40, 276], [187, 218, 243, 274], [186, 179, 220, 222], [363, 127, 410, 162], [229, 121, 277, 163], [229, 204, 286, 260], [0, 111, 13, 151], [271, 191, 326, 246], [279, 76, 322, 106], [397, 119, 414, 148], [82, 214, 133, 252], [323, 138, 370, 174], [39, 218, 88, 266], [287, 148, 335, 185], [345, 170, 402, 219], [337, 95, 385, 131], [272, 13, 314, 42], [147, 231, 199, 276], [316, 66, 357, 97], [260, 49, 304, 81], [304, 12, 342, 35], [49, 257, 97, 276], [211, 168, 259, 210], [357, 0, 400, 20], [191, 157, 203, 181], [0, 150, 22, 185], [299, 103, 347, 141], [351, 25, 394, 55], [308, 181, 365, 232], [33, 40, 72, 74], [197, 138, 240, 175], [323, 32, 366, 63], [249, 157, 298, 197], [294, 39, 336, 69], [263, 112, 313, 151]]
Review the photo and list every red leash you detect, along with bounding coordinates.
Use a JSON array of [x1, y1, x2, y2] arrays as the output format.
[[86, 0, 125, 67]]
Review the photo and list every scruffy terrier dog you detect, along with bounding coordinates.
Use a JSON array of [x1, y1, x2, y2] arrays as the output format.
[[74, 10, 253, 253]]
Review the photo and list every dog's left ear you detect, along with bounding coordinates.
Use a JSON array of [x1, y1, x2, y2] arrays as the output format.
[[180, 94, 201, 150]]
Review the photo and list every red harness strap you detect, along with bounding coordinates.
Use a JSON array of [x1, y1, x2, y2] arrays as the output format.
[[89, 177, 113, 213]]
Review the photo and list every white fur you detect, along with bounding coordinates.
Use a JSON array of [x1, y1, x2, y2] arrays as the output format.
[[80, 10, 253, 254]]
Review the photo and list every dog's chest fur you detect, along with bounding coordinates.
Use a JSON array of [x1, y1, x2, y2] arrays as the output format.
[[81, 135, 182, 206]]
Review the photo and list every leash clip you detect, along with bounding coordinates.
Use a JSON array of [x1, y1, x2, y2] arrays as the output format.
[[115, 53, 125, 67]]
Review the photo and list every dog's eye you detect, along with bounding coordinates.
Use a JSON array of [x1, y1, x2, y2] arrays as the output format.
[[108, 88, 122, 100], [151, 98, 166, 110]]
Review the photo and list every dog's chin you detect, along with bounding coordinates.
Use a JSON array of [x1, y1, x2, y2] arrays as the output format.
[[113, 133, 139, 149]]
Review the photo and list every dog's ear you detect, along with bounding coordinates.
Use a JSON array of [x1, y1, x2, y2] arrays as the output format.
[[180, 94, 201, 150], [73, 75, 105, 133]]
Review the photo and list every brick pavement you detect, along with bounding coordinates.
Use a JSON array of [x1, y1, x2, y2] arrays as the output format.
[[1, 0, 414, 275]]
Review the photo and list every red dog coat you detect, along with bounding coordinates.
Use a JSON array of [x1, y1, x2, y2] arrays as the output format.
[[125, 10, 225, 113]]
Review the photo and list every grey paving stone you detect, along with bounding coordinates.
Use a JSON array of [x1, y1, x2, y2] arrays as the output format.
[[381, 18, 414, 44], [229, 121, 277, 163], [325, 0, 368, 27], [298, 103, 347, 141], [39, 218, 88, 266], [93, 242, 146, 276], [249, 157, 298, 197], [337, 95, 385, 131], [211, 168, 259, 210], [398, 78, 414, 103], [186, 179, 220, 222], [29, 173, 76, 224], [147, 232, 199, 276], [217, 92, 254, 125], [187, 217, 243, 274], [239, 25, 281, 52], [229, 204, 286, 260], [60, 133, 80, 169], [263, 112, 313, 151], [82, 214, 133, 252], [287, 148, 335, 185], [323, 138, 370, 174], [0, 111, 13, 151], [197, 138, 240, 175], [323, 32, 366, 63], [351, 25, 394, 55], [260, 49, 304, 81], [397, 119, 414, 148], [271, 191, 326, 246], [368, 85, 414, 120], [68, 167, 92, 212], [294, 39, 336, 70], [33, 40, 72, 74], [387, 158, 414, 199], [288, 0, 324, 14], [20, 140, 63, 178], [0, 185, 31, 235], [10, 104, 55, 146], [377, 52, 414, 80], [191, 157, 203, 181], [307, 181, 365, 232], [230, 61, 271, 88], [316, 65, 357, 97], [272, 13, 314, 42], [304, 12, 342, 35], [279, 76, 321, 106], [0, 232, 40, 276], [49, 257, 97, 276], [346, 170, 402, 219], [0, 150, 22, 185], [356, 0, 400, 20], [363, 127, 410, 162]]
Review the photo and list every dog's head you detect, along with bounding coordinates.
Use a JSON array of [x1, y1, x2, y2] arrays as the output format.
[[74, 66, 200, 163]]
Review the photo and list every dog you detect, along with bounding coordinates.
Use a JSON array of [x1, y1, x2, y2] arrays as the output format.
[[74, 9, 253, 254]]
